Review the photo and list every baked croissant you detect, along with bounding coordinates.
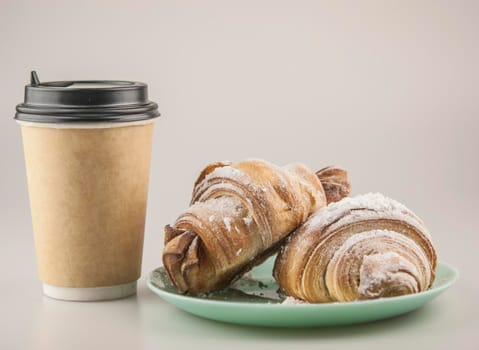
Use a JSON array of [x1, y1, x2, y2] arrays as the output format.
[[274, 193, 437, 302], [162, 159, 350, 294]]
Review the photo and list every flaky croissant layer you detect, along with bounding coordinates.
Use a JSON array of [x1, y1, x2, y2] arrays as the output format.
[[274, 193, 437, 303], [162, 159, 350, 294]]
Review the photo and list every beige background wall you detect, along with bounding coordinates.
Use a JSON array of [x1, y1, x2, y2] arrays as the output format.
[[0, 1, 478, 349]]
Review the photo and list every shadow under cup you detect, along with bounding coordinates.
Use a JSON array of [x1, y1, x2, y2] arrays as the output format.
[[15, 73, 160, 301]]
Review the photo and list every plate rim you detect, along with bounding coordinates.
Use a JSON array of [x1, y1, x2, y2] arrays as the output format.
[[146, 260, 458, 308]]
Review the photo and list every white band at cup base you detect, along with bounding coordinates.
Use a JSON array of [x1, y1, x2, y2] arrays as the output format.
[[42, 281, 137, 301]]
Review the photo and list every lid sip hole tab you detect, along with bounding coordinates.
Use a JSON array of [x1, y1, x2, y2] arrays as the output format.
[[31, 71, 40, 86], [15, 71, 160, 124]]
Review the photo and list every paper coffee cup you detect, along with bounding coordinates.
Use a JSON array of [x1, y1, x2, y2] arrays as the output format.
[[15, 72, 160, 301]]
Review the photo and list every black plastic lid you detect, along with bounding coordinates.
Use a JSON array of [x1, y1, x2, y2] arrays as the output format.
[[15, 71, 160, 123]]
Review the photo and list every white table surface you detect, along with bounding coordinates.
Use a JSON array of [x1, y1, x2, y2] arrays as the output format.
[[1, 218, 476, 350]]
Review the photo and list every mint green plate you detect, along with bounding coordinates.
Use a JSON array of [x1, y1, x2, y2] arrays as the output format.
[[147, 257, 457, 327]]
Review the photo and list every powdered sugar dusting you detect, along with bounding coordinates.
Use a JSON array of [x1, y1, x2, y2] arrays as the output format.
[[193, 165, 257, 205], [203, 166, 251, 187], [198, 196, 241, 215], [282, 296, 308, 305], [196, 181, 255, 210], [306, 193, 428, 238], [242, 271, 254, 279], [327, 229, 431, 292], [243, 217, 253, 225], [332, 229, 423, 258], [224, 217, 232, 232], [358, 251, 420, 298]]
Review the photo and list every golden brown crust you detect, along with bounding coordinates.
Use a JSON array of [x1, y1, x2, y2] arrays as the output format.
[[273, 193, 437, 303], [162, 159, 351, 294], [316, 166, 351, 204]]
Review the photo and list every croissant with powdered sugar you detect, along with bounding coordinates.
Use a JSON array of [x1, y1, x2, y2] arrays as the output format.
[[162, 159, 350, 294], [274, 193, 437, 303]]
